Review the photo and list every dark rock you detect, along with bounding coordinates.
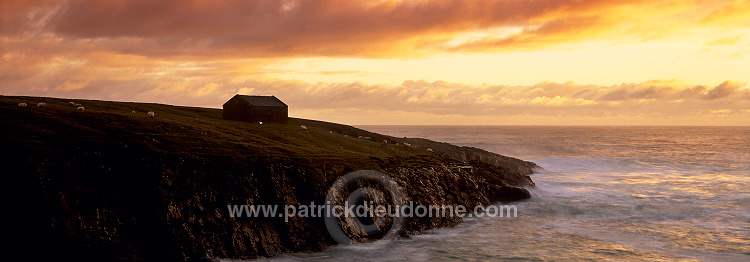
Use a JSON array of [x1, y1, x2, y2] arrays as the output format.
[[494, 186, 532, 202]]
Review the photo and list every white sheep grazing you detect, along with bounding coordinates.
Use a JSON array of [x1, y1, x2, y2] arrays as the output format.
[[148, 111, 155, 118], [132, 111, 136, 113], [299, 125, 308, 130], [69, 102, 76, 106], [18, 103, 27, 107], [73, 103, 82, 107], [403, 142, 412, 147], [76, 106, 85, 111], [36, 102, 46, 108], [426, 148, 434, 152]]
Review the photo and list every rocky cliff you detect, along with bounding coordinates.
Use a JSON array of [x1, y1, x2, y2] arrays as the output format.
[[1, 96, 537, 261]]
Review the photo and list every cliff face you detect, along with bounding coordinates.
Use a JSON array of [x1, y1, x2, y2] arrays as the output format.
[[1, 96, 537, 261]]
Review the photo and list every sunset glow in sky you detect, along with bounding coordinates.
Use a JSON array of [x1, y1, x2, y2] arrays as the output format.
[[2, 0, 749, 125]]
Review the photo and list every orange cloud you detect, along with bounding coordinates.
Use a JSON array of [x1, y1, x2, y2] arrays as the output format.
[[8, 0, 727, 58], [1, 0, 745, 61]]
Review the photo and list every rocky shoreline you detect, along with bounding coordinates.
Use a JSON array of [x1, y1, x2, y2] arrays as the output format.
[[1, 96, 537, 261]]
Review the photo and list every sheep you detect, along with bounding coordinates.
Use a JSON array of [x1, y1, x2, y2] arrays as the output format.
[[426, 148, 434, 152], [18, 103, 27, 107], [148, 111, 155, 118], [69, 102, 76, 106], [403, 142, 412, 147], [299, 125, 308, 130], [383, 140, 389, 144], [76, 106, 85, 111], [36, 102, 46, 108], [132, 111, 136, 113], [259, 122, 263, 125]]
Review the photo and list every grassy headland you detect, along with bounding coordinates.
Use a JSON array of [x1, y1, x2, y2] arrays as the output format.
[[1, 95, 537, 261]]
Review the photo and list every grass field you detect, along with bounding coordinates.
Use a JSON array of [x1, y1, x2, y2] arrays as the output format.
[[0, 95, 536, 172]]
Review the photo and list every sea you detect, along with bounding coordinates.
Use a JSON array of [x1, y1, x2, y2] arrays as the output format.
[[261, 126, 750, 261]]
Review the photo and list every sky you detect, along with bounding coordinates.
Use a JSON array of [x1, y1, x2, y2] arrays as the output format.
[[1, 0, 749, 125]]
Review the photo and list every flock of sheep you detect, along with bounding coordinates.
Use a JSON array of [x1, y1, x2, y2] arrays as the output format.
[[337, 132, 433, 152], [68, 101, 85, 111], [17, 102, 46, 108], [15, 100, 435, 152], [17, 101, 156, 118]]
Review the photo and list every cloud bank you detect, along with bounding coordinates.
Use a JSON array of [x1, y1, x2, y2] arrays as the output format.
[[5, 69, 748, 125], [3, 0, 749, 58]]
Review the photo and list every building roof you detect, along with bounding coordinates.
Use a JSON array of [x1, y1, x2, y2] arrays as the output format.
[[232, 95, 287, 107]]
